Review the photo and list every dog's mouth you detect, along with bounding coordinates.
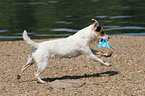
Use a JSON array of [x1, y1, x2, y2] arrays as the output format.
[[99, 38, 104, 43], [98, 34, 110, 41], [99, 38, 110, 43]]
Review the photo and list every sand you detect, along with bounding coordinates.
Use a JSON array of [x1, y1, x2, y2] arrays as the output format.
[[0, 36, 144, 95]]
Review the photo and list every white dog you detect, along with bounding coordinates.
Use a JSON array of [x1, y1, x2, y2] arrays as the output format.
[[17, 19, 111, 83]]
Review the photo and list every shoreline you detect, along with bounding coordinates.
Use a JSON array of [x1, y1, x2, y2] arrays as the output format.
[[0, 35, 145, 42]]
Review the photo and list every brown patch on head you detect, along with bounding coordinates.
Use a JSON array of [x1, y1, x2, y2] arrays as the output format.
[[95, 26, 105, 36]]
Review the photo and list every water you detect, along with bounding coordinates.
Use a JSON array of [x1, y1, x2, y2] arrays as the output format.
[[0, 0, 145, 41]]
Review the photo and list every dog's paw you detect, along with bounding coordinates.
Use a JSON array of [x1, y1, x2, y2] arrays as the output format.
[[102, 53, 112, 57], [102, 62, 112, 66], [37, 80, 47, 84], [17, 74, 21, 80], [105, 62, 112, 66]]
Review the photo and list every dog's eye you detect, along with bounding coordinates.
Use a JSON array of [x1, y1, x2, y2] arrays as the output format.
[[96, 26, 101, 32]]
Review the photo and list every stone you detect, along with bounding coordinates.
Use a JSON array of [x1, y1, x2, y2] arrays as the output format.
[[50, 80, 85, 88]]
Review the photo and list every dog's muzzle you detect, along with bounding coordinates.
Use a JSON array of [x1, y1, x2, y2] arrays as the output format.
[[99, 37, 110, 43]]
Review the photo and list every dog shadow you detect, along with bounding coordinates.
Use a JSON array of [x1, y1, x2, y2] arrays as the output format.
[[42, 71, 119, 82]]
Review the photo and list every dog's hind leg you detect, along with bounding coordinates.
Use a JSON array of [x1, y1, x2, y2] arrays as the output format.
[[34, 56, 49, 83], [17, 55, 34, 79]]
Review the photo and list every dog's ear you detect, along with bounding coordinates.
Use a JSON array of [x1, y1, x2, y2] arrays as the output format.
[[91, 19, 99, 30], [91, 19, 98, 25]]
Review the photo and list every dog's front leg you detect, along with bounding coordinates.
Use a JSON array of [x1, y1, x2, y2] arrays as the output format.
[[86, 53, 111, 66], [91, 48, 103, 55], [91, 48, 112, 57]]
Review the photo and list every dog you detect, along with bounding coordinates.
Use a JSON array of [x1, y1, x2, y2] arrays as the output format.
[[17, 19, 111, 83]]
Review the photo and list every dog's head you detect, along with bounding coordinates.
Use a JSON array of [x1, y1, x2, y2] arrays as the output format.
[[91, 19, 109, 41]]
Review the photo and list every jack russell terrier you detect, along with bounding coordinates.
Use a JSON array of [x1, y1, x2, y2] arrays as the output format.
[[17, 19, 111, 83]]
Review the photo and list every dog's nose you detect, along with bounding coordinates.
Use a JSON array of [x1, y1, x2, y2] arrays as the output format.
[[108, 37, 110, 40]]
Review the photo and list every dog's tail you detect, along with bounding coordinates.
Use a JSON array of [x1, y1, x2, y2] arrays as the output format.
[[23, 30, 38, 48]]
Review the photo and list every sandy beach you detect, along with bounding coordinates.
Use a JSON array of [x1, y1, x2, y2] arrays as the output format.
[[0, 36, 144, 95]]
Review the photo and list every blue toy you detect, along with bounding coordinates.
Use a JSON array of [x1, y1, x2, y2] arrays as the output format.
[[98, 39, 115, 50]]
